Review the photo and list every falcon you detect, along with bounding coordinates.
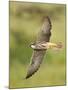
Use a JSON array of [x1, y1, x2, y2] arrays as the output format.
[[25, 16, 62, 79]]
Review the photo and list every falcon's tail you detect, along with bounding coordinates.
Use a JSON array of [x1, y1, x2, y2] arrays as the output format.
[[51, 42, 63, 51], [56, 42, 62, 48]]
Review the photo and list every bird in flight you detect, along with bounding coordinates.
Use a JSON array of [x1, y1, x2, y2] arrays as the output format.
[[25, 16, 62, 79]]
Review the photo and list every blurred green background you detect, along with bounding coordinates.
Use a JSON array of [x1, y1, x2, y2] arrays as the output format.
[[9, 1, 66, 88]]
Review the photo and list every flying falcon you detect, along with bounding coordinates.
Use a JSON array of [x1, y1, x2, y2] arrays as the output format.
[[25, 16, 62, 79]]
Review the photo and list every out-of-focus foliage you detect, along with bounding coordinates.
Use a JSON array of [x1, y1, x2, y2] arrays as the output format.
[[9, 1, 66, 88]]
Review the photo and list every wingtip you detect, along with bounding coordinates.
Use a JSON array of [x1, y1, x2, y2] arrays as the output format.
[[25, 73, 33, 79], [42, 16, 50, 21], [23, 76, 28, 79], [42, 16, 52, 29], [23, 76, 31, 80]]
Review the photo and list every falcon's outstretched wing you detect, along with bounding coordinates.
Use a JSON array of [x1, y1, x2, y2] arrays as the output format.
[[25, 16, 52, 79]]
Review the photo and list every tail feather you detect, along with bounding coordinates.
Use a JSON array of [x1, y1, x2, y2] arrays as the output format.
[[56, 42, 62, 48]]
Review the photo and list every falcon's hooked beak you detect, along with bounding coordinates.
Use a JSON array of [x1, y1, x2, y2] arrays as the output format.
[[29, 42, 36, 49], [31, 44, 36, 49]]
